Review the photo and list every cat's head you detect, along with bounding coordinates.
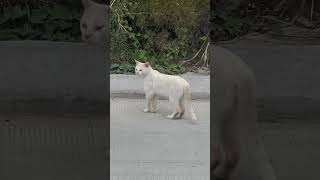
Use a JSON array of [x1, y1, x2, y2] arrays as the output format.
[[80, 0, 109, 46], [135, 60, 151, 77]]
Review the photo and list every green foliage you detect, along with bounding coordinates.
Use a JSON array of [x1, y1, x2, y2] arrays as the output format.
[[111, 0, 209, 74], [111, 63, 135, 74], [0, 3, 81, 41]]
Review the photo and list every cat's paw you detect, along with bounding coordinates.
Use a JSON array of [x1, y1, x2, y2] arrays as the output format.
[[166, 114, 175, 119], [150, 109, 157, 113], [143, 108, 150, 113]]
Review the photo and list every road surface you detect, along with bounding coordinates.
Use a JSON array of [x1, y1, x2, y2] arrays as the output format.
[[0, 98, 319, 180], [110, 98, 210, 180]]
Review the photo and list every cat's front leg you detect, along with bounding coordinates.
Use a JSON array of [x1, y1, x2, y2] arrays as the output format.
[[150, 95, 157, 113], [144, 93, 153, 113]]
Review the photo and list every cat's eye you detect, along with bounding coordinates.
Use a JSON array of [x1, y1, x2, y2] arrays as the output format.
[[139, 69, 142, 71], [95, 25, 105, 30]]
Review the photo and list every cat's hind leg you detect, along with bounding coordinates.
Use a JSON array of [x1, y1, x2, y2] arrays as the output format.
[[166, 96, 183, 119], [176, 98, 185, 118]]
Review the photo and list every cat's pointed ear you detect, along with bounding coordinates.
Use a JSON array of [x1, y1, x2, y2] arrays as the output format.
[[82, 0, 94, 9], [135, 60, 140, 64], [145, 62, 150, 68]]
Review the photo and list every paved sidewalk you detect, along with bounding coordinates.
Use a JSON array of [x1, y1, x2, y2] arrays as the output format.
[[110, 73, 210, 99]]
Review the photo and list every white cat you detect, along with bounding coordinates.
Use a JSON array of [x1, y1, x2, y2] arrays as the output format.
[[212, 45, 276, 180], [135, 60, 197, 123], [80, 0, 109, 46]]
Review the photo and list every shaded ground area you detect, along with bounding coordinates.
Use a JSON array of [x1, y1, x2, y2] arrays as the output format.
[[220, 36, 320, 124], [221, 37, 320, 180], [0, 113, 108, 180], [261, 122, 320, 180], [221, 35, 320, 99], [110, 98, 210, 180]]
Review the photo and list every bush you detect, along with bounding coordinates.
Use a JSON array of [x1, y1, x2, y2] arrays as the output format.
[[111, 0, 210, 74]]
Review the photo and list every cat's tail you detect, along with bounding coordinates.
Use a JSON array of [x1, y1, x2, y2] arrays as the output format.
[[182, 85, 197, 123]]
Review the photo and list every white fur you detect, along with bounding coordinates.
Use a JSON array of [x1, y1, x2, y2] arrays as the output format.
[[80, 0, 110, 46], [135, 60, 197, 123]]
